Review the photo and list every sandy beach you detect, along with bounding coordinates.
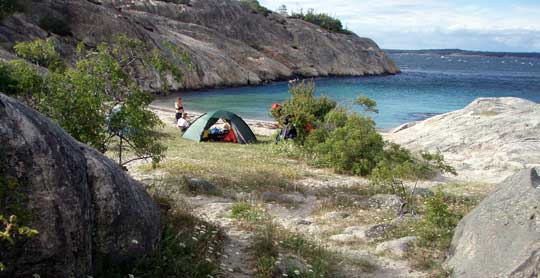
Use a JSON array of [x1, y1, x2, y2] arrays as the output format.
[[149, 105, 280, 137]]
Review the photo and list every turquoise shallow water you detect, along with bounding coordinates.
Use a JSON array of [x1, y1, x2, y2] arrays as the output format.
[[153, 53, 540, 129]]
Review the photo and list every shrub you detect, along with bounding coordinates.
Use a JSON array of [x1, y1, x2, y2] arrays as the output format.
[[7, 36, 187, 166], [0, 215, 38, 273], [378, 190, 471, 276], [417, 190, 462, 249], [356, 95, 379, 113], [291, 9, 353, 35], [273, 80, 454, 181], [13, 38, 64, 71], [0, 60, 42, 100], [240, 0, 271, 16], [272, 80, 336, 144], [0, 162, 38, 274], [308, 114, 384, 176]]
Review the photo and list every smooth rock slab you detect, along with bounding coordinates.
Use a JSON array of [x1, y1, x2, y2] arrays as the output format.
[[388, 97, 540, 183], [446, 168, 540, 278]]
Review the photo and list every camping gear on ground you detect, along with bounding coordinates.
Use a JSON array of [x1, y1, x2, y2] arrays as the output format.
[[182, 110, 257, 144], [275, 122, 297, 143], [223, 129, 238, 143]]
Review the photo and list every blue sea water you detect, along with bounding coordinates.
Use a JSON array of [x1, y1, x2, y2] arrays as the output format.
[[154, 53, 540, 129]]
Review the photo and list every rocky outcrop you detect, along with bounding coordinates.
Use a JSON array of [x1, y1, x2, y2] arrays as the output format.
[[0, 0, 399, 91], [387, 97, 540, 183], [446, 168, 540, 278], [0, 93, 160, 277]]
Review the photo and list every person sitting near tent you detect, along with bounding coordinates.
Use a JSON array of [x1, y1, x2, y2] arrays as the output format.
[[222, 120, 237, 143], [175, 97, 184, 122], [276, 114, 297, 143], [176, 113, 190, 132]]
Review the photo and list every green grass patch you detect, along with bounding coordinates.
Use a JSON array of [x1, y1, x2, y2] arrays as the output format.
[[137, 126, 309, 196], [231, 202, 269, 223], [254, 223, 279, 277], [377, 188, 482, 276]]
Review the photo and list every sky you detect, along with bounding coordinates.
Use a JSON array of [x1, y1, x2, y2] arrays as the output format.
[[260, 0, 540, 52]]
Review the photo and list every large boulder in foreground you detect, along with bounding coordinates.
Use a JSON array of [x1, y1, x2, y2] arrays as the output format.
[[387, 97, 540, 183], [0, 93, 160, 277], [446, 168, 540, 277]]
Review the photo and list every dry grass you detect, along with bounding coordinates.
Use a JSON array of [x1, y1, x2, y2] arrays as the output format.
[[136, 125, 312, 196]]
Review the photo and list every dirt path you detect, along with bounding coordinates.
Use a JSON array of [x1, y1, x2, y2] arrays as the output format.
[[189, 196, 258, 278]]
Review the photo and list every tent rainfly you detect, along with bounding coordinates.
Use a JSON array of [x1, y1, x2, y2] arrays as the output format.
[[182, 110, 257, 144]]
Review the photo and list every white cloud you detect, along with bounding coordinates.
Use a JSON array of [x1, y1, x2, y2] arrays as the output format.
[[260, 0, 540, 51]]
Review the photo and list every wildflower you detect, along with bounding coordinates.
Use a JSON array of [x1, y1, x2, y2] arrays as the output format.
[[131, 239, 139, 244]]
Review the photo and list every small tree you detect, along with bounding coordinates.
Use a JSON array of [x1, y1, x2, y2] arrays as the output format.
[[277, 4, 288, 16], [7, 36, 187, 167]]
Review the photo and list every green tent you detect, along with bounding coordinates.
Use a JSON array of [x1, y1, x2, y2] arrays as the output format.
[[182, 110, 257, 144]]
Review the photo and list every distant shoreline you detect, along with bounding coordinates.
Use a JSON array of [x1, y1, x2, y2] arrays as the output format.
[[386, 49, 540, 59]]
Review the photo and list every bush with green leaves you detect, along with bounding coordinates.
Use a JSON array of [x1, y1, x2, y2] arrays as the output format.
[[0, 161, 38, 273], [240, 0, 271, 16], [418, 190, 462, 249], [291, 9, 353, 34], [0, 215, 39, 272], [356, 95, 379, 113], [13, 38, 65, 71], [307, 113, 384, 176], [272, 80, 336, 144], [3, 36, 187, 166], [273, 80, 455, 182]]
